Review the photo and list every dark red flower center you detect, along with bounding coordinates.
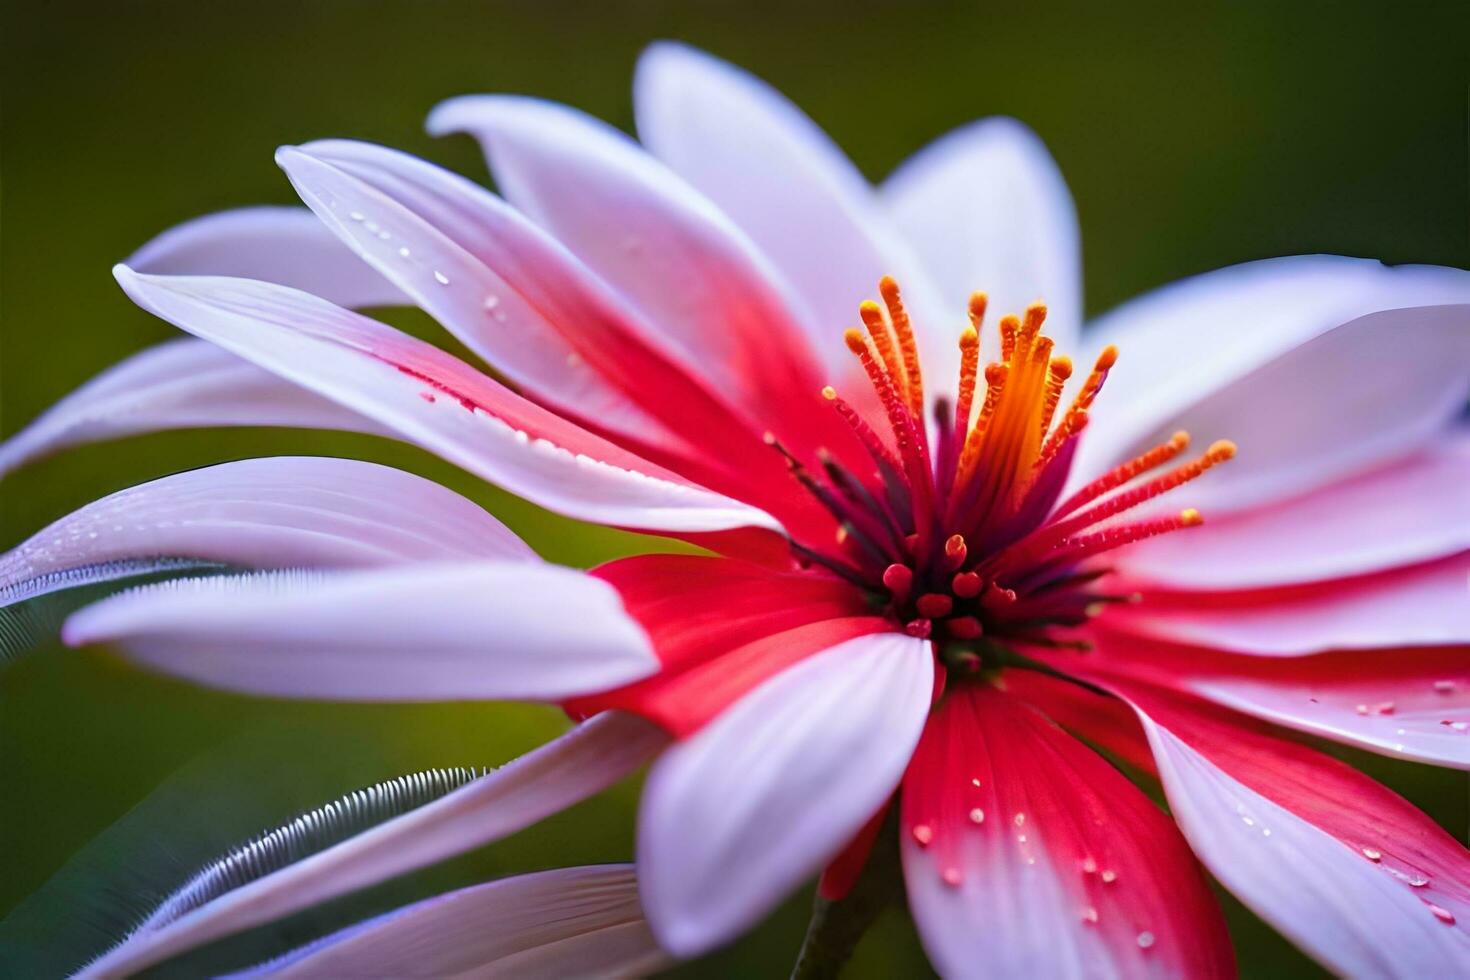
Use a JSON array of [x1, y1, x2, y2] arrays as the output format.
[[772, 277, 1234, 673]]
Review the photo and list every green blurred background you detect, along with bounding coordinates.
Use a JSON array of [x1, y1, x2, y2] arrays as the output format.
[[3, 1, 1468, 975]]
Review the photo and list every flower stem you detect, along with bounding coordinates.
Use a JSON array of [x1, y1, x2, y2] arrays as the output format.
[[789, 811, 903, 980]]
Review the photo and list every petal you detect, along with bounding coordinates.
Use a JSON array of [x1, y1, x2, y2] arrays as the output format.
[[1127, 692, 1470, 978], [638, 631, 933, 955], [274, 143, 666, 443], [225, 866, 666, 979], [882, 117, 1082, 354], [630, 42, 949, 385], [1116, 429, 1470, 588], [425, 94, 837, 436], [1075, 256, 1470, 508], [0, 339, 385, 478], [63, 562, 657, 700], [900, 683, 1232, 979], [1, 456, 531, 606], [78, 713, 667, 979], [1107, 552, 1470, 655], [112, 267, 781, 537], [1079, 628, 1470, 769], [128, 205, 407, 308]]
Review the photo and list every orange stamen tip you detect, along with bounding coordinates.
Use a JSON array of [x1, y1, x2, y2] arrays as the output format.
[[1208, 439, 1237, 461], [858, 300, 885, 323], [999, 313, 1022, 332], [1095, 345, 1119, 370], [878, 276, 902, 299], [968, 292, 989, 322], [984, 362, 1008, 384], [959, 326, 979, 350], [1180, 508, 1203, 527], [1170, 431, 1191, 449], [821, 385, 838, 400], [843, 329, 869, 354], [1023, 303, 1048, 330], [1049, 355, 1074, 378]]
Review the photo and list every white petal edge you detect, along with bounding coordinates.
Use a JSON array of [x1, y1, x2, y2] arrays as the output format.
[[0, 339, 387, 479], [1, 456, 532, 606], [77, 712, 668, 980], [638, 631, 933, 956], [882, 116, 1082, 356], [224, 865, 667, 979], [63, 562, 657, 701], [128, 205, 408, 308], [1138, 714, 1470, 978], [111, 267, 781, 536]]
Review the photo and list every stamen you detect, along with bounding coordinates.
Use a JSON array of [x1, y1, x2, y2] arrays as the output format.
[[1059, 440, 1235, 534], [859, 300, 907, 403], [1000, 314, 1019, 362], [1055, 431, 1190, 517], [1055, 509, 1204, 564], [822, 386, 904, 478], [953, 325, 981, 446], [880, 277, 924, 417], [955, 363, 1008, 485], [1037, 356, 1074, 439], [1037, 346, 1115, 465], [844, 328, 934, 538]]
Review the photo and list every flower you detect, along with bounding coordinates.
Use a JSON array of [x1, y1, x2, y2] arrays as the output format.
[[4, 41, 1469, 978]]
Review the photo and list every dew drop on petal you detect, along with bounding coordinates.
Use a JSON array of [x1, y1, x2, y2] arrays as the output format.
[[1355, 704, 1370, 716], [433, 270, 450, 285], [398, 246, 411, 258], [1080, 856, 1099, 875], [1429, 903, 1456, 925], [968, 808, 985, 825], [1362, 847, 1382, 862], [1081, 906, 1099, 924], [349, 211, 365, 222], [1013, 813, 1026, 828], [1101, 869, 1118, 884], [1137, 931, 1155, 949], [941, 867, 963, 888], [971, 777, 982, 788], [912, 824, 934, 847], [1434, 680, 1456, 694]]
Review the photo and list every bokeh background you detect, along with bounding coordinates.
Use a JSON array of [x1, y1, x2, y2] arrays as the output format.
[[3, 1, 1468, 975]]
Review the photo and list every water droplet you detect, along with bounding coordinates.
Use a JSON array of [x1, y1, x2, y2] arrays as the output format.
[[376, 229, 391, 240], [1242, 816, 1255, 827], [1355, 704, 1370, 716], [349, 211, 365, 222], [971, 777, 982, 788], [1101, 869, 1118, 884], [941, 867, 963, 888], [364, 220, 381, 233], [1014, 813, 1026, 828], [1080, 856, 1099, 875], [433, 270, 450, 285], [1017, 834, 1028, 844], [1373, 701, 1396, 716], [1362, 847, 1382, 862], [1434, 679, 1456, 694], [398, 246, 411, 258], [1428, 903, 1456, 925], [1261, 828, 1272, 837], [968, 808, 985, 825], [1081, 906, 1099, 924], [483, 295, 500, 311], [418, 391, 437, 403], [1136, 931, 1155, 949], [1451, 721, 1468, 733], [912, 824, 934, 847]]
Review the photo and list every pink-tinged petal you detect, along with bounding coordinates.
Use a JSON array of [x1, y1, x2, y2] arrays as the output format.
[[0, 339, 386, 478], [638, 631, 933, 956], [1106, 552, 1470, 655], [425, 93, 842, 449], [1013, 673, 1470, 978], [225, 866, 667, 980], [1077, 628, 1470, 769], [1, 456, 531, 605], [112, 268, 781, 537], [630, 42, 948, 386], [1117, 430, 1470, 588], [900, 683, 1232, 979], [128, 206, 407, 308], [1127, 694, 1470, 978], [274, 143, 666, 443], [1075, 256, 1470, 509], [882, 117, 1082, 355], [63, 562, 656, 701], [78, 713, 667, 979]]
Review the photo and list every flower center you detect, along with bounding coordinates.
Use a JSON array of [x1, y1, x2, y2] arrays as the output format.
[[773, 277, 1234, 672]]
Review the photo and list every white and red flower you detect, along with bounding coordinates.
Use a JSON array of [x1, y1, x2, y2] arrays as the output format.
[[4, 42, 1468, 978]]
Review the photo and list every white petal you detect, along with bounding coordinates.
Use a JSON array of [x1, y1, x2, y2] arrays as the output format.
[[78, 713, 667, 979], [1075, 256, 1470, 508], [426, 94, 830, 403], [225, 866, 666, 979], [638, 631, 933, 955], [883, 117, 1082, 354], [63, 562, 656, 700], [128, 206, 407, 308], [276, 143, 664, 440], [630, 42, 949, 383], [1139, 716, 1470, 977], [112, 267, 780, 536], [1, 456, 531, 607], [0, 339, 385, 478], [1116, 430, 1470, 588]]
